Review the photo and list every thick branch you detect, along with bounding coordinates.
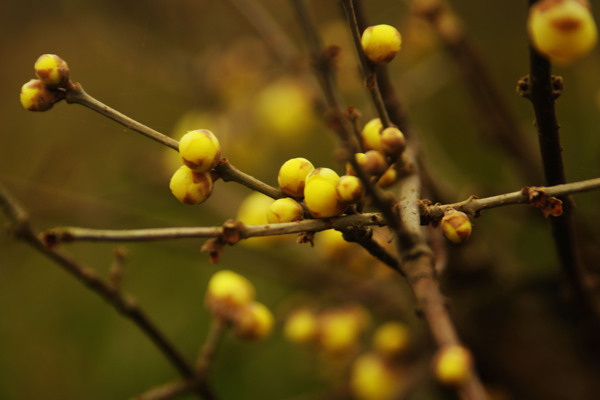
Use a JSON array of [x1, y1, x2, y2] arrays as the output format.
[[525, 0, 600, 331]]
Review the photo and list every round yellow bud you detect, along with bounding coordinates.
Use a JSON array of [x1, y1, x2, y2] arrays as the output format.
[[361, 118, 383, 151], [169, 165, 213, 205], [372, 322, 411, 359], [336, 175, 364, 204], [433, 345, 473, 386], [377, 165, 398, 188], [178, 129, 221, 172], [34, 54, 69, 87], [356, 150, 388, 176], [361, 24, 402, 65], [20, 79, 62, 111], [284, 308, 319, 344], [304, 168, 344, 218], [233, 301, 274, 340], [266, 198, 304, 223], [237, 192, 287, 247], [380, 127, 406, 158], [441, 209, 472, 243], [528, 0, 598, 64], [318, 307, 368, 355], [277, 157, 315, 197], [350, 353, 402, 400], [254, 79, 316, 142], [206, 270, 256, 318]]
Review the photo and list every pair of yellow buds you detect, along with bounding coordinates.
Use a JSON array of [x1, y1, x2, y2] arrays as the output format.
[[20, 54, 70, 112], [205, 270, 274, 340], [169, 129, 221, 205]]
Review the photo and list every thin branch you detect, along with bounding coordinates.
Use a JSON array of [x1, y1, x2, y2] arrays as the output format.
[[196, 318, 227, 375], [0, 183, 210, 399], [340, 0, 392, 128], [64, 83, 180, 151], [42, 212, 386, 244], [228, 0, 298, 65], [214, 160, 284, 199], [426, 177, 600, 220], [413, 0, 542, 184], [135, 380, 196, 400]]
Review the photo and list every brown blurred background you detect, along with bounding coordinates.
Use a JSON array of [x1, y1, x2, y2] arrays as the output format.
[[2, 0, 600, 399]]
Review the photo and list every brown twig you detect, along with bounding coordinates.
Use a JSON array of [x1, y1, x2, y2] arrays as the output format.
[[64, 83, 180, 150], [213, 160, 284, 199], [413, 0, 542, 184], [0, 183, 211, 399]]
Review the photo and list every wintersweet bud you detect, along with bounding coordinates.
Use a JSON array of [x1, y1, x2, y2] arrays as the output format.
[[361, 24, 402, 65], [205, 270, 255, 319], [266, 198, 304, 223], [361, 118, 383, 151], [284, 308, 319, 344], [356, 151, 388, 176], [233, 301, 274, 340], [528, 0, 597, 64], [441, 209, 472, 243], [304, 168, 344, 218], [34, 54, 70, 87], [169, 165, 213, 205], [433, 345, 473, 386], [20, 79, 62, 111], [350, 353, 402, 400], [178, 129, 221, 172], [372, 322, 411, 359], [377, 165, 398, 188], [380, 127, 406, 158], [277, 157, 315, 197], [336, 175, 364, 204]]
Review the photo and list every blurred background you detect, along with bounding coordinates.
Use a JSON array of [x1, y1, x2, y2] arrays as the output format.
[[2, 0, 600, 399]]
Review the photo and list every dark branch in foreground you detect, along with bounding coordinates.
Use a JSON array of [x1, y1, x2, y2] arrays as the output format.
[[0, 183, 215, 400]]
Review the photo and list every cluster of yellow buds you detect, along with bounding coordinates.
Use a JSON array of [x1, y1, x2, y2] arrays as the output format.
[[20, 54, 70, 111], [205, 270, 274, 340], [283, 305, 370, 357], [350, 321, 412, 400], [169, 129, 221, 205]]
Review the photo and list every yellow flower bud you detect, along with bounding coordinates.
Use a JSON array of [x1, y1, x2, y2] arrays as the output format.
[[433, 345, 473, 386], [361, 24, 402, 65], [372, 322, 411, 359], [441, 209, 472, 243], [356, 151, 388, 176], [336, 175, 364, 204], [350, 353, 402, 400], [233, 301, 274, 340], [20, 79, 63, 111], [34, 54, 70, 87], [169, 165, 213, 205], [377, 165, 398, 188], [206, 270, 255, 318], [178, 129, 221, 172], [528, 0, 598, 64], [318, 307, 368, 355], [277, 157, 315, 197], [284, 308, 319, 344], [304, 168, 344, 218], [361, 118, 383, 151], [380, 127, 406, 158], [266, 198, 304, 223]]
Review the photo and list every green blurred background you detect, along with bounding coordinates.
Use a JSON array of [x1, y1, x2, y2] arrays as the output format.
[[2, 0, 600, 399]]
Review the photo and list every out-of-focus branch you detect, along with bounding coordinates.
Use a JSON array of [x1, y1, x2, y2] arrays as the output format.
[[413, 0, 542, 184], [0, 183, 213, 400], [64, 83, 180, 150]]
